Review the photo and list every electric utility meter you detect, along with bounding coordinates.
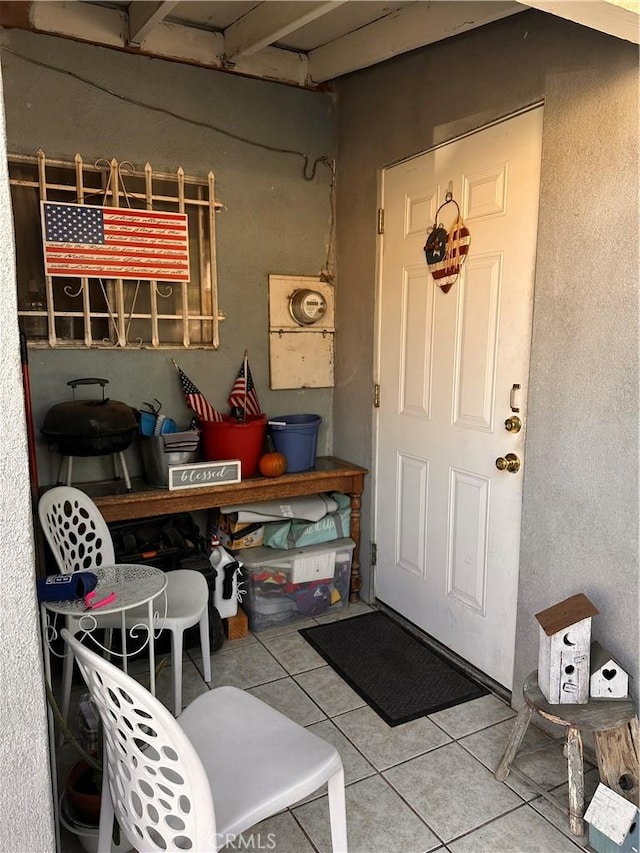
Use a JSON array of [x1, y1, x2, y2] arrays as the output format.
[[288, 289, 328, 326]]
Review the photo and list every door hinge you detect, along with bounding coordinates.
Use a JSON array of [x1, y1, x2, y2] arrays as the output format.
[[371, 543, 377, 566], [373, 384, 380, 408], [377, 208, 384, 235]]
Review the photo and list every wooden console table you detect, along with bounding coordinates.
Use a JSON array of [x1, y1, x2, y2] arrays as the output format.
[[93, 456, 368, 602]]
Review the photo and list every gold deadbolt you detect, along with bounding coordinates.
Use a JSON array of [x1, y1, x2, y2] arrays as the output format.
[[496, 453, 521, 474], [504, 415, 522, 434]]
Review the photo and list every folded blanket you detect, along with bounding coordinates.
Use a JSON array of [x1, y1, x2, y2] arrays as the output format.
[[220, 493, 337, 523]]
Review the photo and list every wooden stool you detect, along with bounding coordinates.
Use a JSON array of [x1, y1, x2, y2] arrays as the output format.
[[495, 671, 637, 836]]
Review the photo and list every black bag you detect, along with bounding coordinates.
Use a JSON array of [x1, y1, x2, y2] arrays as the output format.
[[109, 513, 224, 652]]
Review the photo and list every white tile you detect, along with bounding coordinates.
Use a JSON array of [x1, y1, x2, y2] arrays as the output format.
[[447, 803, 586, 853], [333, 705, 451, 770], [220, 810, 316, 853], [313, 601, 373, 624], [429, 693, 515, 738], [305, 719, 376, 789], [384, 741, 523, 842], [248, 677, 326, 726], [294, 773, 441, 853], [206, 642, 287, 688], [294, 665, 366, 717], [262, 631, 327, 675], [165, 657, 210, 712], [129, 656, 209, 714], [251, 616, 318, 640], [529, 767, 600, 844], [460, 718, 569, 800], [217, 632, 259, 650]]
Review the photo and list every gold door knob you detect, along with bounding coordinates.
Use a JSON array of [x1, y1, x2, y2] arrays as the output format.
[[504, 416, 522, 433], [496, 453, 521, 473]]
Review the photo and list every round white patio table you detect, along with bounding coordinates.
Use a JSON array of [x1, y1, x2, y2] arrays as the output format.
[[40, 562, 168, 698]]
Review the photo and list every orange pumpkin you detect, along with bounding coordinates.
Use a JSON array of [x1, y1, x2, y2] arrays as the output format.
[[259, 436, 287, 477]]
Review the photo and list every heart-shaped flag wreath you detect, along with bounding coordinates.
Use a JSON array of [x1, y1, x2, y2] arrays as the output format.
[[424, 196, 471, 293]]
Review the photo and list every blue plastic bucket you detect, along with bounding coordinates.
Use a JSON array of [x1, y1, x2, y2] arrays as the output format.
[[269, 414, 321, 473]]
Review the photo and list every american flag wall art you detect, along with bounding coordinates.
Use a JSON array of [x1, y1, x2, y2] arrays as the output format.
[[41, 201, 190, 282]]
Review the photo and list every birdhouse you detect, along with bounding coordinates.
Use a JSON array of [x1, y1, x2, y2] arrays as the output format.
[[535, 593, 598, 704], [590, 641, 629, 700], [584, 782, 639, 853]]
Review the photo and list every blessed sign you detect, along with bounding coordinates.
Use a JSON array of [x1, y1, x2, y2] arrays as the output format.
[[168, 460, 241, 491]]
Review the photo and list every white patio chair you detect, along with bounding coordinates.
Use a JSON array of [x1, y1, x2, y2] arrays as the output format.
[[61, 627, 348, 853], [38, 486, 211, 718]]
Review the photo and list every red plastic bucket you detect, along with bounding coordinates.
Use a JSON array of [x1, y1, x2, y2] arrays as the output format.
[[201, 415, 267, 478]]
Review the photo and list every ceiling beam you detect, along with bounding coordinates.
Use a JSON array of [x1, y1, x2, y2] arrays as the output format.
[[128, 1, 179, 46], [519, 0, 640, 44], [308, 0, 523, 82], [24, 1, 310, 87], [29, 0, 128, 47], [224, 0, 347, 60]]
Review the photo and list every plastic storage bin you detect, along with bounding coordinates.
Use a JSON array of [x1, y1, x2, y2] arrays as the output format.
[[236, 537, 354, 632]]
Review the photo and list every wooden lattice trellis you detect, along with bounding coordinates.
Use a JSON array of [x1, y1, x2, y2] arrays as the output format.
[[10, 149, 224, 349]]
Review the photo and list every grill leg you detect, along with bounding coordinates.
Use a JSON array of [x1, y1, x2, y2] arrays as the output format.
[[114, 452, 132, 492], [64, 456, 73, 486], [56, 455, 74, 485]]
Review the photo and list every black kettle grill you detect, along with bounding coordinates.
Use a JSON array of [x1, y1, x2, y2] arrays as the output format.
[[42, 378, 138, 490]]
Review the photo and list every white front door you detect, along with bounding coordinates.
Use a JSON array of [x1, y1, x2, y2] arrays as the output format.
[[374, 108, 543, 688]]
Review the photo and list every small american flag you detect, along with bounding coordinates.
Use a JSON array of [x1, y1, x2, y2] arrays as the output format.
[[41, 202, 190, 282], [228, 354, 261, 417], [174, 362, 222, 423]]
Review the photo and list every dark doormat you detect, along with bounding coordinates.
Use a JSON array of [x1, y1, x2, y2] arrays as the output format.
[[299, 610, 489, 726]]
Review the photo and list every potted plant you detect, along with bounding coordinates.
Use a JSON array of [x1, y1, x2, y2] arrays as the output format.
[[46, 683, 133, 853], [46, 683, 108, 851], [45, 645, 167, 852]]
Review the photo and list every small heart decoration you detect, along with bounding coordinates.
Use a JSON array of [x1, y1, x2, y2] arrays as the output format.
[[424, 216, 471, 294], [602, 668, 617, 680]]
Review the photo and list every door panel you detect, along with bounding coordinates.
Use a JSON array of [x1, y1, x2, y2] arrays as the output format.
[[375, 108, 543, 688]]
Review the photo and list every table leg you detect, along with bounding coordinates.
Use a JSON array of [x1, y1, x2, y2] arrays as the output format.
[[40, 604, 53, 692], [495, 704, 532, 781], [120, 610, 128, 674], [348, 493, 362, 603], [147, 598, 157, 697], [566, 726, 585, 836]]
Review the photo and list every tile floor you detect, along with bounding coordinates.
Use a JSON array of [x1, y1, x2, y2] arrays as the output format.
[[56, 602, 601, 853]]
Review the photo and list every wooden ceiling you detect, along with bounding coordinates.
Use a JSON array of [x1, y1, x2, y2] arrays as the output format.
[[1, 1, 638, 88]]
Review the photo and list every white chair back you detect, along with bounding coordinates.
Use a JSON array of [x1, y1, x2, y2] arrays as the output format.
[[61, 627, 219, 852], [38, 486, 116, 573]]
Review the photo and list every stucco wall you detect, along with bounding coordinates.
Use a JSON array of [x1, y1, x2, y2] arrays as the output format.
[[334, 10, 639, 695], [1, 29, 335, 487], [0, 71, 56, 851]]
